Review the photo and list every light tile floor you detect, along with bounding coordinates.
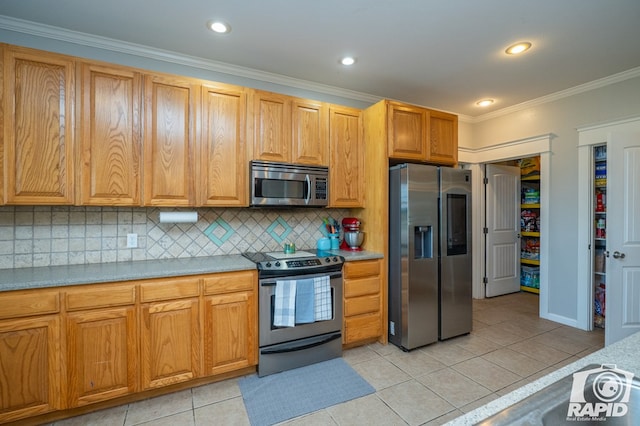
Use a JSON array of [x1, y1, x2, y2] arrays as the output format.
[[54, 292, 604, 426]]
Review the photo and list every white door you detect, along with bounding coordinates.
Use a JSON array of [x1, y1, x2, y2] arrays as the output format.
[[606, 126, 640, 345], [485, 164, 521, 297]]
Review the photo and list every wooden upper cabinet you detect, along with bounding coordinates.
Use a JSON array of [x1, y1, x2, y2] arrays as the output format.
[[251, 91, 328, 166], [251, 90, 291, 163], [329, 105, 364, 207], [78, 62, 142, 205], [291, 99, 328, 166], [387, 101, 428, 161], [427, 110, 458, 165], [200, 83, 248, 206], [143, 74, 198, 206], [2, 46, 75, 204]]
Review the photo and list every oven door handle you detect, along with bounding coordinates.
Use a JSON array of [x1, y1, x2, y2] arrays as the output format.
[[260, 332, 341, 354]]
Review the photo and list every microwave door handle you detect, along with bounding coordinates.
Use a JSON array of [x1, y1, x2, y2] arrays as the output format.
[[304, 174, 311, 205]]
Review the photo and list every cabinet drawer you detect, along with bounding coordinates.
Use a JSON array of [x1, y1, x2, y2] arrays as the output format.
[[0, 289, 59, 319], [344, 276, 380, 298], [140, 277, 200, 302], [203, 271, 255, 295], [344, 260, 380, 279], [344, 313, 382, 343], [65, 283, 136, 311], [344, 294, 380, 317]]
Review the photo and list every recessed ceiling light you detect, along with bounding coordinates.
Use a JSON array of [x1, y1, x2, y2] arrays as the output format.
[[476, 99, 494, 107], [207, 21, 231, 34], [505, 42, 532, 55], [340, 56, 356, 66]]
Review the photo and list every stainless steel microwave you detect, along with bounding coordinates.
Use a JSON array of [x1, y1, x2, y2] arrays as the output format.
[[249, 160, 329, 207]]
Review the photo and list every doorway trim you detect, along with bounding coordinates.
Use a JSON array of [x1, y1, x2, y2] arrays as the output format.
[[459, 134, 551, 319]]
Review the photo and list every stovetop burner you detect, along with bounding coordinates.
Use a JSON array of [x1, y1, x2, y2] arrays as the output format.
[[242, 250, 344, 276]]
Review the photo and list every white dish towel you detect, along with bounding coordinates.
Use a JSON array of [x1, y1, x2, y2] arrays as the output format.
[[314, 276, 332, 321], [274, 280, 296, 327]]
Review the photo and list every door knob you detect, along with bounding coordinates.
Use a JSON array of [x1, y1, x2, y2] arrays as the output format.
[[612, 251, 626, 259]]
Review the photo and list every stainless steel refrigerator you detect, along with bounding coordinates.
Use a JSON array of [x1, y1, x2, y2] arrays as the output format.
[[388, 163, 472, 350]]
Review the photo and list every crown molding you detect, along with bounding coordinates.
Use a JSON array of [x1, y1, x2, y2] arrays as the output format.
[[470, 66, 640, 123], [1, 15, 637, 123], [0, 15, 382, 104]]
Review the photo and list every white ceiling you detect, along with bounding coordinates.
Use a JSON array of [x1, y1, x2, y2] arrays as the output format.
[[1, 0, 639, 118]]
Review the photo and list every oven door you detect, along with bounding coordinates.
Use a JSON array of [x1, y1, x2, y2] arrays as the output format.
[[259, 270, 343, 348]]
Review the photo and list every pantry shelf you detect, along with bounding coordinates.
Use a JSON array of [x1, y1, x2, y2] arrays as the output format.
[[519, 156, 541, 294], [521, 231, 540, 237]]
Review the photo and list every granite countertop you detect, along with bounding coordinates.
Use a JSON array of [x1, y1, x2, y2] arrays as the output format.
[[0, 249, 384, 292], [448, 331, 640, 425]]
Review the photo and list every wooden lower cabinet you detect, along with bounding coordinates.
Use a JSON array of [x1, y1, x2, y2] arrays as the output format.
[[0, 315, 61, 423], [141, 296, 201, 390], [64, 283, 138, 407], [343, 259, 383, 346], [203, 271, 257, 375], [66, 306, 137, 407], [0, 270, 259, 423]]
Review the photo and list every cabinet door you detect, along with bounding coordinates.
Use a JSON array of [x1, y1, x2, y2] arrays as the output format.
[[329, 105, 364, 207], [291, 99, 328, 166], [200, 83, 248, 206], [144, 74, 198, 206], [66, 307, 137, 407], [140, 298, 200, 389], [202, 271, 257, 376], [0, 316, 61, 423], [427, 110, 458, 165], [78, 62, 142, 205], [252, 90, 291, 163], [387, 102, 428, 161], [204, 290, 256, 375], [3, 46, 75, 204]]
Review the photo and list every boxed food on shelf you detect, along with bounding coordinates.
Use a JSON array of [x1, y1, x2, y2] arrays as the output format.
[[594, 283, 606, 328], [594, 145, 607, 161], [521, 209, 540, 232], [522, 187, 540, 204], [595, 162, 607, 186], [520, 157, 540, 179], [521, 237, 540, 260], [595, 189, 606, 212], [594, 250, 605, 273], [521, 266, 540, 288], [595, 218, 606, 239]]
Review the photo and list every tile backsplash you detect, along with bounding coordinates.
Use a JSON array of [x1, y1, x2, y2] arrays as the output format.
[[0, 206, 350, 270]]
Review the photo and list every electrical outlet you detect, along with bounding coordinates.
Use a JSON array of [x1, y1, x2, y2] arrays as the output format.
[[126, 233, 138, 248]]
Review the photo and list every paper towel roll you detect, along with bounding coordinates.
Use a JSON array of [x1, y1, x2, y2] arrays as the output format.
[[159, 211, 198, 223]]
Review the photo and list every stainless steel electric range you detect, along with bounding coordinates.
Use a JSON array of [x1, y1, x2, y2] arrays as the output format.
[[242, 250, 344, 376]]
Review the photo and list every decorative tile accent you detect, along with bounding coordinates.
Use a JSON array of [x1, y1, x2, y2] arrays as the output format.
[[204, 219, 235, 246], [266, 216, 292, 244]]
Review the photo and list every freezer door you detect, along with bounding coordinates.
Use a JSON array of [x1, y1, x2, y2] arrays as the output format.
[[439, 167, 473, 340], [389, 164, 439, 350]]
